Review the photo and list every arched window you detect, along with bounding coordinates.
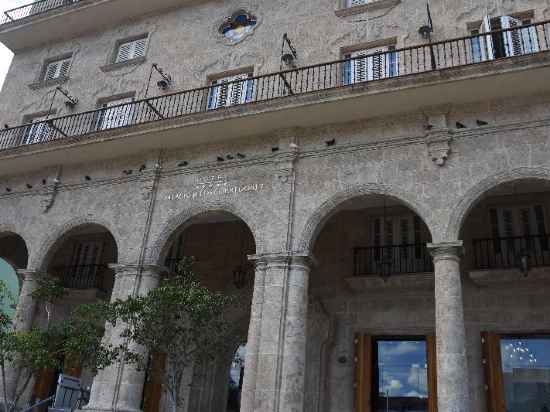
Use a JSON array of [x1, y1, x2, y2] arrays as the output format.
[[219, 11, 257, 43]]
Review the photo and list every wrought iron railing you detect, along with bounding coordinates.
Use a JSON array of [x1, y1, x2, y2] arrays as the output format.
[[472, 234, 550, 270], [353, 243, 433, 276], [0, 20, 549, 151], [53, 263, 109, 290], [1, 0, 83, 24]]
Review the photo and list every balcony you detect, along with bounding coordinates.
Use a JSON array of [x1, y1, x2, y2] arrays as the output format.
[[0, 0, 196, 51], [1, 21, 550, 175], [353, 244, 433, 277], [53, 263, 111, 291], [472, 235, 550, 271]]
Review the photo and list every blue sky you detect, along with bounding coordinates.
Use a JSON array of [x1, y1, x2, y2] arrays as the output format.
[[0, 0, 27, 90]]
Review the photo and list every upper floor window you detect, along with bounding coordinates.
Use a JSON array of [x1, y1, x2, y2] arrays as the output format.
[[207, 71, 255, 110], [114, 36, 148, 64], [343, 44, 398, 85], [96, 95, 135, 131], [44, 57, 71, 82], [21, 112, 54, 145], [470, 13, 539, 62]]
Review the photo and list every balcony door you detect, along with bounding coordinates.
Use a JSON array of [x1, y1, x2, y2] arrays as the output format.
[[489, 205, 549, 266], [369, 215, 428, 274]]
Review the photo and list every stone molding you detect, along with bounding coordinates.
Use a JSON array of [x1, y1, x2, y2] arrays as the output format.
[[427, 241, 463, 262], [297, 183, 434, 252], [445, 167, 550, 241], [425, 128, 453, 166], [32, 216, 121, 271], [16, 269, 45, 282], [249, 252, 316, 270]]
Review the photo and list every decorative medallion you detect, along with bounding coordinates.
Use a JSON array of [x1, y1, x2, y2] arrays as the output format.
[[219, 10, 258, 44]]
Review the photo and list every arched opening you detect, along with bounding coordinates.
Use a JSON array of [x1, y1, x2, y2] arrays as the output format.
[[307, 194, 437, 412], [459, 178, 550, 412], [31, 224, 118, 405], [0, 232, 28, 319], [145, 211, 255, 412]]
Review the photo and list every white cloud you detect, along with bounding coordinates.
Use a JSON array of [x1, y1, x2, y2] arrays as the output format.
[[0, 0, 29, 91], [407, 363, 428, 395]]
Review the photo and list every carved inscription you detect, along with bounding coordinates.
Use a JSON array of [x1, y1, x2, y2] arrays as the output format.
[[166, 175, 266, 201]]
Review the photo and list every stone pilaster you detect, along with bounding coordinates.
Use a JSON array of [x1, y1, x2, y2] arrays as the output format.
[[240, 259, 267, 412], [251, 253, 313, 412], [85, 264, 163, 412], [428, 241, 470, 412]]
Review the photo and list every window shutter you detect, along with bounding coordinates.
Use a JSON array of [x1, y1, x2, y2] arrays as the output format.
[[116, 37, 148, 63], [59, 59, 71, 78], [481, 332, 505, 412], [427, 335, 438, 412], [143, 352, 167, 412], [350, 50, 368, 83], [134, 37, 147, 58], [354, 334, 372, 412], [501, 16, 524, 57], [45, 61, 60, 81], [480, 16, 495, 61]]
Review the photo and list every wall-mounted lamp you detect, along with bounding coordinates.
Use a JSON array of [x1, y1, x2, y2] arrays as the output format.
[[56, 86, 78, 109], [418, 3, 434, 40], [281, 33, 298, 69], [153, 64, 173, 91]]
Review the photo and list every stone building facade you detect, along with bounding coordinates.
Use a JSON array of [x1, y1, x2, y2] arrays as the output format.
[[0, 1, 550, 412]]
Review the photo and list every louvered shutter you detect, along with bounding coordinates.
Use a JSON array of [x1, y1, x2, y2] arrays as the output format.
[[354, 334, 372, 412], [59, 59, 71, 78], [208, 73, 253, 109], [116, 38, 147, 63], [501, 16, 524, 57], [99, 97, 135, 130], [350, 50, 369, 84], [44, 61, 60, 81], [347, 0, 368, 6], [481, 332, 506, 412], [24, 116, 50, 145], [367, 48, 387, 81], [427, 335, 438, 412], [520, 22, 540, 54], [480, 16, 495, 61], [44, 58, 71, 81]]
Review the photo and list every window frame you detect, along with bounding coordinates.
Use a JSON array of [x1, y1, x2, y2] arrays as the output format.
[[32, 53, 73, 88]]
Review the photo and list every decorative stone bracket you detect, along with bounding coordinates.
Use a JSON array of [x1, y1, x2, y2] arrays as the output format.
[[425, 128, 454, 166]]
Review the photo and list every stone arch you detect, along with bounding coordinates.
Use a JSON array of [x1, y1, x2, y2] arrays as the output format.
[[147, 201, 263, 265], [31, 216, 121, 271], [0, 226, 29, 270], [446, 167, 550, 241], [296, 183, 435, 252]]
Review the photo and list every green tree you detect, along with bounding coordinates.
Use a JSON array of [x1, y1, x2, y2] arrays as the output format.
[[115, 258, 235, 412], [0, 278, 119, 412]]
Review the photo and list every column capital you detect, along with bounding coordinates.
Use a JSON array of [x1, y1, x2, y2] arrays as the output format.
[[15, 269, 45, 281], [248, 252, 316, 269], [108, 264, 167, 279], [427, 241, 464, 261]]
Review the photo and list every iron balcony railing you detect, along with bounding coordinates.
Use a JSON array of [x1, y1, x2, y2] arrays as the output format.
[[472, 234, 550, 270], [1, 0, 82, 25], [53, 263, 109, 290], [1, 20, 549, 151], [353, 243, 433, 276]]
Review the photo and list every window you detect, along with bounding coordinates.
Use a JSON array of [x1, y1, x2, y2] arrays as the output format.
[[482, 333, 550, 412], [96, 96, 135, 131], [22, 114, 51, 145], [115, 36, 148, 64], [219, 10, 258, 43], [354, 335, 437, 412], [343, 45, 398, 85], [207, 72, 255, 110], [470, 14, 539, 63], [42, 56, 72, 82], [346, 0, 369, 6]]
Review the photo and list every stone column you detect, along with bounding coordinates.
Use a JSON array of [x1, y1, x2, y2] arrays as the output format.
[[85, 264, 162, 412], [428, 242, 470, 412], [252, 253, 312, 412], [240, 260, 267, 412]]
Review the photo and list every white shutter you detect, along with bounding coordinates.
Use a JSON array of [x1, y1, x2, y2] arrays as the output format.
[[480, 16, 495, 61], [346, 46, 397, 84], [115, 37, 147, 63], [44, 57, 71, 81], [208, 73, 252, 109], [501, 16, 524, 57], [347, 0, 368, 6], [98, 97, 134, 130], [23, 115, 50, 145], [520, 22, 540, 54], [348, 50, 368, 83]]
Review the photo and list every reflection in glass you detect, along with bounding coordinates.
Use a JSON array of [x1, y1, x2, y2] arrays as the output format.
[[227, 344, 246, 412], [500, 337, 550, 412], [375, 339, 428, 412]]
